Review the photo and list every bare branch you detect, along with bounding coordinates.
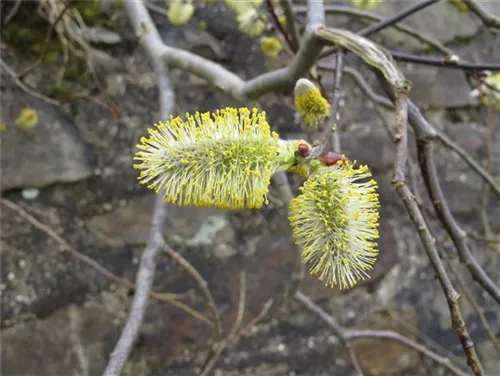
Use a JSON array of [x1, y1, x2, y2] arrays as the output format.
[[163, 246, 222, 340], [321, 52, 344, 151], [0, 58, 61, 106], [102, 196, 167, 376], [462, 0, 500, 29], [390, 51, 500, 71], [296, 5, 453, 56], [102, 1, 176, 375], [295, 292, 364, 376], [306, 0, 324, 27], [388, 86, 484, 375], [280, 0, 300, 51], [267, 0, 295, 52], [435, 130, 500, 198], [357, 0, 440, 37]]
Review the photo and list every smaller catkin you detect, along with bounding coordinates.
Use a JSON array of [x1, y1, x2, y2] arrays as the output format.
[[294, 78, 331, 128], [288, 161, 380, 289]]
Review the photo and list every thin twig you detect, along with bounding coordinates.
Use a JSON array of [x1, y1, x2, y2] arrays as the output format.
[[102, 1, 176, 374], [390, 50, 500, 71], [388, 87, 484, 375], [266, 0, 295, 53], [163, 246, 222, 340], [295, 5, 453, 56], [328, 64, 500, 199], [417, 140, 500, 305], [0, 58, 60, 106], [273, 171, 305, 307], [17, 0, 73, 78], [102, 196, 167, 376], [3, 0, 23, 26], [296, 291, 469, 376], [358, 0, 440, 37], [435, 130, 500, 199], [0, 198, 211, 326], [448, 261, 500, 353], [462, 0, 500, 29], [321, 51, 344, 151], [345, 330, 470, 376], [199, 270, 247, 376], [279, 0, 300, 51], [295, 292, 364, 376]]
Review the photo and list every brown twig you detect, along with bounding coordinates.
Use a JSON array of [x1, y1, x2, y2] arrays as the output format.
[[297, 291, 469, 376], [321, 51, 344, 151], [447, 260, 500, 354], [102, 195, 167, 376], [163, 245, 222, 340], [266, 0, 295, 53], [462, 0, 500, 29], [199, 270, 247, 376], [416, 140, 500, 306], [357, 0, 440, 37], [17, 0, 73, 78], [279, 0, 300, 51], [295, 5, 453, 56], [388, 87, 484, 375], [295, 292, 364, 376], [390, 51, 500, 71], [0, 58, 60, 106], [319, 0, 443, 60], [0, 198, 213, 327]]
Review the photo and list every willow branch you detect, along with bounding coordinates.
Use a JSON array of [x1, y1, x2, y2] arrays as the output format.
[[163, 246, 222, 340], [295, 292, 364, 376], [462, 0, 500, 29], [280, 0, 300, 51], [296, 291, 468, 376], [390, 50, 500, 71], [390, 90, 484, 376], [321, 51, 344, 151], [295, 5, 453, 56], [102, 1, 175, 375], [357, 0, 440, 37], [435, 130, 500, 198]]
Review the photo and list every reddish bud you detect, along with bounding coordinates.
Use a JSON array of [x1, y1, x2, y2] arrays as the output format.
[[297, 143, 310, 157], [319, 151, 347, 166]]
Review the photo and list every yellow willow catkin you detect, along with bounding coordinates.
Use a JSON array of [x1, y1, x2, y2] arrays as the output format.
[[294, 78, 331, 128], [134, 108, 280, 210], [288, 162, 380, 289]]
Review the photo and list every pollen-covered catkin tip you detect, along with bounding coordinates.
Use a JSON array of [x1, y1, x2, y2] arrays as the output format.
[[288, 162, 380, 289], [294, 78, 331, 128], [133, 108, 279, 210]]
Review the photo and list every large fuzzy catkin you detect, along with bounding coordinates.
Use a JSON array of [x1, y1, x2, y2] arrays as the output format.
[[288, 162, 380, 289], [134, 108, 279, 209], [167, 0, 195, 26]]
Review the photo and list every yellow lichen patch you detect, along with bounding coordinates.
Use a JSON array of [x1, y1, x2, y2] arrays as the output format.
[[134, 108, 280, 210], [294, 78, 331, 128], [0, 123, 7, 132], [16, 107, 39, 129], [261, 36, 283, 57], [167, 0, 195, 26], [352, 0, 381, 10], [288, 162, 380, 290]]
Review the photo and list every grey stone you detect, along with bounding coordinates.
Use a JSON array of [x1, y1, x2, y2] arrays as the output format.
[[87, 195, 223, 246], [401, 64, 475, 109], [0, 91, 95, 191], [2, 302, 119, 376]]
